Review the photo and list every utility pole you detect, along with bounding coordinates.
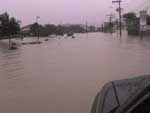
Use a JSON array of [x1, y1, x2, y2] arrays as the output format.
[[112, 0, 122, 36]]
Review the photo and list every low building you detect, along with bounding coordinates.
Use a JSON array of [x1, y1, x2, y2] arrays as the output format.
[[20, 24, 33, 36]]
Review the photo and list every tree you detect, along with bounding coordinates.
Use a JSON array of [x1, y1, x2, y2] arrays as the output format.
[[9, 17, 20, 35], [123, 12, 139, 35], [89, 26, 96, 32], [30, 22, 40, 36], [31, 23, 57, 37], [44, 24, 57, 35], [123, 12, 137, 24], [56, 25, 65, 36], [146, 15, 150, 26], [0, 12, 20, 42]]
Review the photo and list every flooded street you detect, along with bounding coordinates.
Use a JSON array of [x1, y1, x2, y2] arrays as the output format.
[[0, 32, 150, 113]]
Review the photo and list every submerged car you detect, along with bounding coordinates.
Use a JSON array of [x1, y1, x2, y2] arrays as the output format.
[[91, 75, 150, 113]]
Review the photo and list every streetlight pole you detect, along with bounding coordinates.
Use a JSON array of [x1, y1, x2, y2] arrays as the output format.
[[36, 16, 40, 41], [112, 0, 122, 37]]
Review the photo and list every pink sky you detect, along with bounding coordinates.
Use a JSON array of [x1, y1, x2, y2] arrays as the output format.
[[0, 0, 148, 26]]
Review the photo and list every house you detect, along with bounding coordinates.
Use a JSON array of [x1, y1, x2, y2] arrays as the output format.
[[20, 24, 33, 36]]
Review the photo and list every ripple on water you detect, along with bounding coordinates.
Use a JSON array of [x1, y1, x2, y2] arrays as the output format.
[[0, 47, 27, 93]]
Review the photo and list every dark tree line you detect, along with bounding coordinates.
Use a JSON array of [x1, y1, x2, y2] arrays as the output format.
[[0, 12, 20, 41], [123, 12, 150, 35], [30, 23, 90, 37], [123, 12, 139, 35], [0, 12, 98, 39]]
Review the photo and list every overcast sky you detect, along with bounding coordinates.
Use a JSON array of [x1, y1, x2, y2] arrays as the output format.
[[0, 0, 149, 26]]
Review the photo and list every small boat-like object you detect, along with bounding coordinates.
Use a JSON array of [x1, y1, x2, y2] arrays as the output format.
[[91, 75, 150, 113], [67, 32, 75, 38], [67, 32, 74, 37], [45, 39, 48, 41], [72, 35, 75, 38], [9, 42, 17, 50]]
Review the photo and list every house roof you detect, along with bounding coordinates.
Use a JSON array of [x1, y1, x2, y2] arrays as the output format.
[[21, 24, 33, 32]]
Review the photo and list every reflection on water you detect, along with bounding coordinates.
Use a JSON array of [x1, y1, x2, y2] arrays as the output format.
[[0, 33, 150, 113], [0, 43, 25, 93]]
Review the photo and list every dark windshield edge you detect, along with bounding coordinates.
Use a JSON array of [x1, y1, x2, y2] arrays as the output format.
[[112, 82, 120, 106], [110, 82, 120, 113], [119, 84, 150, 113]]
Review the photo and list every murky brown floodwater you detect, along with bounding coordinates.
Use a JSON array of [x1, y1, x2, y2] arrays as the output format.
[[0, 32, 150, 113]]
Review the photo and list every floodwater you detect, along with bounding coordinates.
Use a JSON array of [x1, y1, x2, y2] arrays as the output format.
[[0, 32, 150, 113]]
